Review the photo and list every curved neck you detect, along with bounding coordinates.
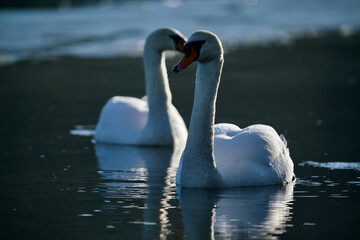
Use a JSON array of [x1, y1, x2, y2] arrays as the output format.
[[143, 49, 172, 113], [183, 58, 223, 170]]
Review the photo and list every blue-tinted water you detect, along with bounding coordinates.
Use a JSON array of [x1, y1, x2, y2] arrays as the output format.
[[1, 0, 360, 64], [67, 128, 359, 239], [2, 48, 358, 239], [1, 1, 359, 239]]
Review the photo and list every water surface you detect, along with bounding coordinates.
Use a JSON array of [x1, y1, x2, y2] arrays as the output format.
[[1, 31, 359, 239]]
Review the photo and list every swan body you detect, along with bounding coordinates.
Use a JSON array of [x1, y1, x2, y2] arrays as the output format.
[[173, 31, 295, 188], [95, 28, 188, 146]]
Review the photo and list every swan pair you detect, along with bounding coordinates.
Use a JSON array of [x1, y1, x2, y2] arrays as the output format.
[[95, 28, 295, 188]]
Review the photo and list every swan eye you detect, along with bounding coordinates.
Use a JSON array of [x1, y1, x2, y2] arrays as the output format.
[[183, 40, 206, 57], [182, 44, 191, 57]]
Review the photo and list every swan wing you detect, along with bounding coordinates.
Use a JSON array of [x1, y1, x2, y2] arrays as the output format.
[[214, 123, 242, 138], [214, 124, 294, 187]]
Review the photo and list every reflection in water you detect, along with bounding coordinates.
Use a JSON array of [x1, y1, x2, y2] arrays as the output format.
[[179, 183, 294, 240], [95, 143, 183, 239], [95, 142, 294, 239]]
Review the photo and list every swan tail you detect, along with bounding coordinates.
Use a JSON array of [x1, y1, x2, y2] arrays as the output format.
[[140, 95, 148, 101], [280, 134, 291, 156], [280, 134, 287, 147]]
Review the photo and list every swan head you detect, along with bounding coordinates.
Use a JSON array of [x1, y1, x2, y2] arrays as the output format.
[[173, 30, 223, 72], [145, 28, 187, 53]]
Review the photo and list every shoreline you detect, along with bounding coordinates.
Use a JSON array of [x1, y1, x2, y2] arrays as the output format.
[[1, 29, 359, 67]]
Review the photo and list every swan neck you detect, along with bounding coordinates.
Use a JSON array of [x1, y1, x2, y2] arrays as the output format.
[[143, 49, 172, 111], [183, 59, 223, 167]]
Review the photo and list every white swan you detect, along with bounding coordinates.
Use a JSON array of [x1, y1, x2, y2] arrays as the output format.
[[95, 28, 188, 146], [173, 31, 295, 188]]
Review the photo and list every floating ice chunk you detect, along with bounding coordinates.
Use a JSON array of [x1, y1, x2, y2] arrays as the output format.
[[129, 221, 157, 225], [70, 125, 96, 136], [299, 161, 360, 170], [303, 222, 316, 226]]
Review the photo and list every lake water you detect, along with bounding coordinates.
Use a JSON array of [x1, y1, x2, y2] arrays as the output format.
[[1, 1, 360, 239], [1, 125, 359, 239], [1, 42, 359, 238]]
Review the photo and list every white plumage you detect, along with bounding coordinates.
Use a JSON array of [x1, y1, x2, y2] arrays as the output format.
[[95, 28, 187, 147], [174, 31, 295, 188]]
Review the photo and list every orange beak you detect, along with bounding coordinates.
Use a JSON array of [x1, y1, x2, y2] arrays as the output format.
[[173, 47, 199, 73]]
